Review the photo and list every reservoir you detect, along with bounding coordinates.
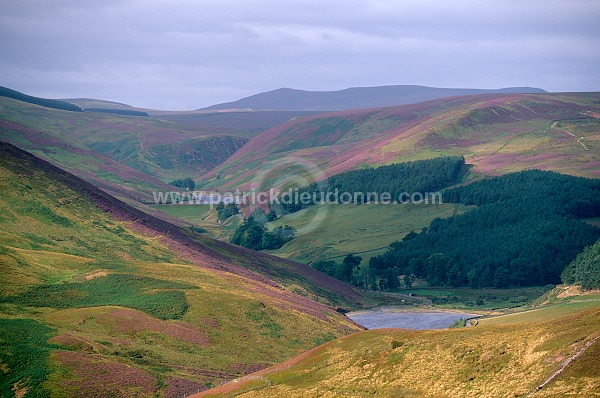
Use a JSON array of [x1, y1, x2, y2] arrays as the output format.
[[347, 307, 477, 330]]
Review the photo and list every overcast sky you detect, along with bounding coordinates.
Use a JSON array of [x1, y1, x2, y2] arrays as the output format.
[[1, 0, 599, 110]]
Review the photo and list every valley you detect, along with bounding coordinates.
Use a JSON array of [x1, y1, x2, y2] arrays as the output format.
[[1, 85, 599, 397]]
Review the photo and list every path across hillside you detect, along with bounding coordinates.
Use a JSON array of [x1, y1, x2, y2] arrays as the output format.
[[527, 333, 600, 396], [550, 120, 590, 150]]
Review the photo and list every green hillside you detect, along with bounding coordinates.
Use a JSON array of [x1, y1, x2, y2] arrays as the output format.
[[0, 142, 366, 397], [0, 95, 247, 186]]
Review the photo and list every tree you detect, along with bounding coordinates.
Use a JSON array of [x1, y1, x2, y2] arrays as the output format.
[[266, 209, 278, 222], [561, 239, 600, 289], [278, 156, 465, 215], [493, 267, 510, 288], [337, 260, 354, 283], [230, 222, 264, 250], [379, 278, 387, 291], [342, 254, 362, 285], [447, 264, 463, 287], [383, 268, 400, 290], [425, 253, 454, 286]]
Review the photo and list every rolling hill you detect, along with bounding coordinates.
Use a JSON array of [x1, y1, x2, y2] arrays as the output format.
[[0, 95, 248, 194], [201, 93, 600, 190], [0, 141, 369, 397], [201, 85, 547, 111], [63, 98, 323, 139]]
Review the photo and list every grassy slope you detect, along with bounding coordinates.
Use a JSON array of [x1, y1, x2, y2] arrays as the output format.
[[195, 300, 600, 398], [149, 204, 242, 241], [265, 203, 470, 264], [154, 110, 325, 139], [0, 142, 368, 397], [402, 286, 553, 311], [202, 93, 600, 190], [0, 96, 247, 184]]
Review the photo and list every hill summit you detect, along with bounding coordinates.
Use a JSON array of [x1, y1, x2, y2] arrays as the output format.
[[201, 85, 547, 111]]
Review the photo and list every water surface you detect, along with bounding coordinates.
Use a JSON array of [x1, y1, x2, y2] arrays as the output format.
[[347, 307, 477, 330]]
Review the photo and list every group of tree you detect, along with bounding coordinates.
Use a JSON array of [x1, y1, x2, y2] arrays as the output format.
[[0, 86, 82, 112], [561, 238, 600, 289], [215, 201, 239, 222], [230, 208, 295, 251], [312, 254, 364, 286], [169, 177, 196, 191], [312, 254, 404, 291], [369, 170, 600, 289], [275, 156, 465, 214]]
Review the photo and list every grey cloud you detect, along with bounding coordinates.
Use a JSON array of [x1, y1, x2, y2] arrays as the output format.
[[1, 0, 599, 109]]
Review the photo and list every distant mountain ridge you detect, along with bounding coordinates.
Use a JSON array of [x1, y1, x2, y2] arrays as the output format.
[[201, 85, 547, 111]]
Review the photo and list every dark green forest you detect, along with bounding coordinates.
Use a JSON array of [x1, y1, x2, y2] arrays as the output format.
[[561, 239, 600, 289], [84, 107, 149, 117], [275, 156, 465, 213], [0, 86, 82, 112], [370, 170, 600, 289]]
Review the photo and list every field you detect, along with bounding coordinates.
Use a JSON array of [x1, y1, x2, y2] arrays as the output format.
[[266, 202, 471, 264], [479, 288, 600, 326], [194, 301, 600, 398], [149, 204, 213, 225]]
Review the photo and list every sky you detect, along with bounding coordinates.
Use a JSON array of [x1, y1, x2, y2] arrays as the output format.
[[1, 0, 600, 110]]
